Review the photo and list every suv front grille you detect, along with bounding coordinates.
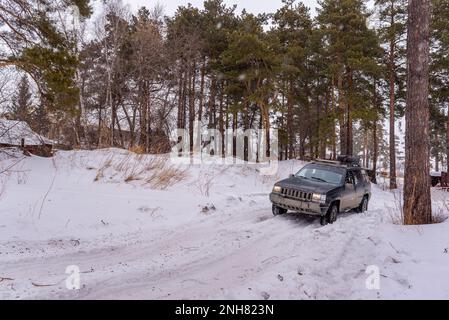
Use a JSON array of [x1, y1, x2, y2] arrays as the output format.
[[281, 188, 312, 201]]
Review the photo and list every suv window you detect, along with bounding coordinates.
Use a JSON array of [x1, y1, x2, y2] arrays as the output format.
[[353, 170, 364, 185], [295, 164, 345, 185], [345, 171, 355, 185], [361, 170, 369, 183]]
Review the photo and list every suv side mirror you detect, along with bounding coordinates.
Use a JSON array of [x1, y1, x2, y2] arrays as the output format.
[[289, 174, 294, 178]]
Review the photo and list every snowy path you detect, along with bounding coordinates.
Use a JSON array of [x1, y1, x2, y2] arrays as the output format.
[[0, 200, 383, 299], [1, 150, 449, 299]]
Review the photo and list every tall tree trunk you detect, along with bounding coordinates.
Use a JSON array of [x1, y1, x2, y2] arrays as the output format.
[[403, 0, 432, 225], [389, 6, 398, 189], [363, 128, 368, 167], [372, 121, 378, 184], [446, 106, 449, 171], [346, 68, 354, 156], [198, 59, 206, 123], [219, 84, 225, 157], [189, 62, 196, 153], [435, 152, 439, 172], [243, 98, 249, 162], [330, 79, 337, 160], [97, 108, 102, 148], [337, 73, 346, 155], [287, 79, 294, 159], [208, 77, 217, 129], [232, 109, 237, 158], [372, 80, 379, 184]]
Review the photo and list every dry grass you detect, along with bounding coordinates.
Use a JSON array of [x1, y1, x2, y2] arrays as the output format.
[[389, 188, 449, 225], [144, 166, 187, 190], [128, 145, 146, 155], [93, 151, 187, 190]]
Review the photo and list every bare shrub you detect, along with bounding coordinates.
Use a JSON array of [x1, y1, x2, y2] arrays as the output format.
[[16, 171, 27, 184], [0, 175, 9, 199], [195, 167, 229, 197], [432, 191, 449, 224], [387, 190, 405, 225], [432, 208, 448, 224]]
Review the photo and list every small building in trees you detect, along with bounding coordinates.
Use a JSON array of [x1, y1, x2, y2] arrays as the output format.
[[0, 119, 54, 157]]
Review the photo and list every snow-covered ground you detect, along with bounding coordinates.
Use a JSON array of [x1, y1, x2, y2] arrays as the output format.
[[0, 149, 448, 300]]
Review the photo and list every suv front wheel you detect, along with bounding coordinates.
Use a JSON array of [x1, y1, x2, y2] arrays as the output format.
[[321, 203, 338, 226], [272, 204, 287, 216]]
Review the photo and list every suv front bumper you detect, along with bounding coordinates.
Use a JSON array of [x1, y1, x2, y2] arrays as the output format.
[[269, 193, 329, 216]]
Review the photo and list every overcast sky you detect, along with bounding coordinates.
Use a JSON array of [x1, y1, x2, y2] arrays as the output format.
[[122, 0, 319, 16]]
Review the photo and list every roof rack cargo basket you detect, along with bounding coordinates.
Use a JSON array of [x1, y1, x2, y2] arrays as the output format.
[[314, 159, 341, 165], [336, 155, 361, 166]]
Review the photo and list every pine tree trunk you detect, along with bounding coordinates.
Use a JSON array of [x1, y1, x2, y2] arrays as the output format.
[[198, 59, 206, 124], [436, 152, 439, 172], [189, 62, 196, 153], [403, 0, 432, 225], [337, 73, 346, 155], [446, 108, 449, 170], [372, 121, 378, 184], [346, 68, 354, 156], [389, 10, 398, 189], [287, 80, 294, 159], [372, 80, 379, 184]]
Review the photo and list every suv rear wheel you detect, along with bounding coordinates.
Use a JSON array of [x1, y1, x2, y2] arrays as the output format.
[[272, 204, 287, 216], [357, 196, 369, 213]]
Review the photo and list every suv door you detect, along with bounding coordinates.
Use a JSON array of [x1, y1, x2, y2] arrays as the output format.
[[340, 171, 357, 211], [352, 169, 366, 206]]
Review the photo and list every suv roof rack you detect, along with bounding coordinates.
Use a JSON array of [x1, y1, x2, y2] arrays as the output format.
[[313, 159, 341, 165], [313, 155, 361, 168]]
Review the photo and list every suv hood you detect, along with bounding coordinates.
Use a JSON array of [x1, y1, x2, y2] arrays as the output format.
[[276, 176, 340, 194]]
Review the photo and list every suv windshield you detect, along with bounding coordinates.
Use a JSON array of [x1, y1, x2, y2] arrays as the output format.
[[295, 164, 344, 185]]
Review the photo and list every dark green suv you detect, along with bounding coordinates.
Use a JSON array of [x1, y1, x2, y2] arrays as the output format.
[[269, 156, 371, 225]]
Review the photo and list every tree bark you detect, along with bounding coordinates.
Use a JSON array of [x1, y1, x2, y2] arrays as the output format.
[[403, 0, 432, 225], [389, 1, 398, 189], [287, 79, 294, 159], [446, 106, 449, 171], [346, 68, 353, 156], [337, 73, 346, 155], [188, 61, 196, 153]]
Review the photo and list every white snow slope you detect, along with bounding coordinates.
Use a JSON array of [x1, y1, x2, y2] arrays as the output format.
[[1, 149, 449, 300]]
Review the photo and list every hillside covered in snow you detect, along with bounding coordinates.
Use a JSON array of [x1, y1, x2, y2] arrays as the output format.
[[0, 149, 449, 299]]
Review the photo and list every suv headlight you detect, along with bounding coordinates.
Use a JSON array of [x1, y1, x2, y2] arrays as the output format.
[[272, 185, 282, 193], [312, 193, 326, 204]]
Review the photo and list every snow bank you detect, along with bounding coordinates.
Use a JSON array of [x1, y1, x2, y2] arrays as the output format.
[[0, 119, 54, 146], [0, 149, 448, 299]]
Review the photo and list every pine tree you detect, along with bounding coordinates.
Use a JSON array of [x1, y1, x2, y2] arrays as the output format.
[[375, 0, 407, 189], [271, 0, 314, 159], [222, 12, 279, 161], [317, 0, 382, 156], [0, 0, 92, 111], [430, 0, 449, 169], [9, 75, 33, 123], [403, 0, 432, 225]]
